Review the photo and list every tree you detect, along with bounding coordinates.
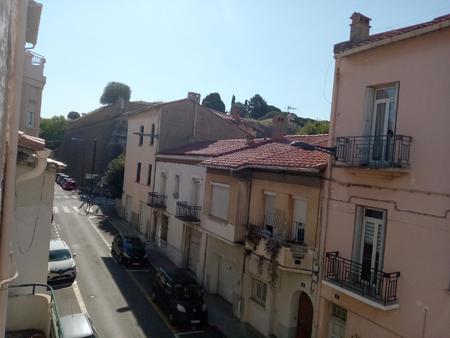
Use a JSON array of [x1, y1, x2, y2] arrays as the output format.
[[100, 82, 131, 105], [298, 120, 329, 135], [67, 111, 80, 120], [230, 94, 236, 109], [39, 115, 68, 149], [248, 94, 269, 119], [233, 102, 249, 117], [201, 92, 225, 113], [104, 153, 125, 198]]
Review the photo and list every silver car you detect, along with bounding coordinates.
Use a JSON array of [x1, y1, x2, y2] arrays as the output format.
[[48, 239, 77, 285], [60, 313, 98, 338]]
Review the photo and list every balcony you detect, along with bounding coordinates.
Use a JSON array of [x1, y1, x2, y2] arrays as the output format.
[[175, 201, 201, 223], [324, 252, 400, 309], [24, 50, 46, 81], [147, 192, 167, 209], [6, 284, 63, 338], [335, 135, 412, 170], [245, 224, 315, 272]]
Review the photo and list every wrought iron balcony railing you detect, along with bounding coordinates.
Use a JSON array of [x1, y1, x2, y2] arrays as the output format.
[[175, 201, 201, 223], [324, 252, 400, 305], [335, 135, 412, 168], [147, 192, 167, 208]]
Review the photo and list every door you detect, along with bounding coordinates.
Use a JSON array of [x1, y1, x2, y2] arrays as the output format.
[[126, 195, 132, 222], [371, 86, 397, 163], [188, 230, 201, 274], [296, 292, 313, 338], [359, 208, 386, 290], [139, 202, 149, 234], [217, 257, 235, 303]]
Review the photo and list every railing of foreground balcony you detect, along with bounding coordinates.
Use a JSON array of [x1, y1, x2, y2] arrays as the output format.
[[176, 201, 201, 223], [335, 135, 412, 168], [147, 192, 167, 208], [25, 50, 45, 66], [324, 252, 400, 305], [8, 283, 63, 338]]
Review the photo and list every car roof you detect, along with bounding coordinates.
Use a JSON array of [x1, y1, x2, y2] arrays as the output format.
[[60, 313, 94, 338], [49, 239, 69, 251], [160, 268, 197, 284]]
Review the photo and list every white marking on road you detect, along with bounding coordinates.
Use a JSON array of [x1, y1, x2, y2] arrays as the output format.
[[72, 281, 89, 314], [125, 269, 151, 272], [55, 195, 61, 199], [53, 206, 59, 214], [62, 206, 71, 213], [64, 195, 70, 199], [87, 218, 111, 248], [175, 331, 205, 337]]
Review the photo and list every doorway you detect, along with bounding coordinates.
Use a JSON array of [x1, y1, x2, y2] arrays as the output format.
[[295, 292, 313, 338]]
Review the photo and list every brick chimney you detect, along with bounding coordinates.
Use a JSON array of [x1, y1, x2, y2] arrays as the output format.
[[187, 92, 201, 104], [230, 105, 241, 122], [350, 12, 371, 43], [272, 115, 286, 141]]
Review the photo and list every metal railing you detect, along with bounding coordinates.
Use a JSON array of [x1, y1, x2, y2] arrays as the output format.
[[8, 283, 63, 338], [175, 201, 201, 222], [324, 252, 400, 305], [25, 50, 45, 66], [335, 135, 412, 168], [147, 192, 167, 208]]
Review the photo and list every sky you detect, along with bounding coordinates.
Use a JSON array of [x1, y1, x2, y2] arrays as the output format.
[[37, 0, 450, 120]]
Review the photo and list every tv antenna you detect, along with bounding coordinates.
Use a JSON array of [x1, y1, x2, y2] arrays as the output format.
[[287, 105, 296, 113]]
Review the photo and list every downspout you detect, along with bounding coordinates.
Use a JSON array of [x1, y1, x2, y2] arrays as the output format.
[[0, 0, 27, 333], [314, 58, 341, 336]]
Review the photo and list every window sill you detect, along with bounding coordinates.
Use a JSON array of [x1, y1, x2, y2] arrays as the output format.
[[250, 297, 266, 310], [208, 214, 228, 224]]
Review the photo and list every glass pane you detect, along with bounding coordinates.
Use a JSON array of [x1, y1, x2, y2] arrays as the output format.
[[376, 87, 396, 99], [365, 209, 383, 219], [374, 103, 386, 135]]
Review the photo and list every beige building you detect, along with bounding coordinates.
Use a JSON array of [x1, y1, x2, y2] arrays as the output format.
[[201, 130, 329, 338], [121, 92, 255, 233], [317, 13, 450, 338]]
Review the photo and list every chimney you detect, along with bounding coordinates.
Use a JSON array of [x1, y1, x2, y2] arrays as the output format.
[[272, 115, 286, 141], [230, 105, 241, 122], [246, 134, 255, 145], [187, 92, 201, 104], [350, 12, 371, 43]]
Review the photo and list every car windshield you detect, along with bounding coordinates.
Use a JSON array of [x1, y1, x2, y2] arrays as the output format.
[[124, 237, 144, 249], [49, 249, 71, 261], [174, 284, 202, 300]]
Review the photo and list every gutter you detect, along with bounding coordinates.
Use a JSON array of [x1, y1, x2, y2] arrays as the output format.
[[201, 163, 324, 175], [336, 20, 450, 58]]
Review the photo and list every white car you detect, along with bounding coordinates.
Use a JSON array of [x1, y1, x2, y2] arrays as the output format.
[[60, 313, 98, 338], [47, 239, 77, 285]]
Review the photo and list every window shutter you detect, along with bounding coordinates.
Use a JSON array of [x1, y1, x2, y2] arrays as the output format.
[[362, 87, 375, 136], [211, 184, 229, 220], [264, 195, 275, 226]]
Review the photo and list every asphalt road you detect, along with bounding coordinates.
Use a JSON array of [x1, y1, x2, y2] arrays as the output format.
[[51, 185, 223, 338]]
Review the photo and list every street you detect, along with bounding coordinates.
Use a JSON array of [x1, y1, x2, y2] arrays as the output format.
[[51, 185, 220, 338]]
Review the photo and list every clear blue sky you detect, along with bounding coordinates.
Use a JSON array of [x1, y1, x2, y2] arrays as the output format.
[[38, 0, 450, 120]]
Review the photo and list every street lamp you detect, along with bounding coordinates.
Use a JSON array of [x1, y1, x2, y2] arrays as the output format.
[[290, 141, 336, 156]]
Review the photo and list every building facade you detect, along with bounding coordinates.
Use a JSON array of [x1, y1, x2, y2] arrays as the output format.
[[317, 13, 450, 338]]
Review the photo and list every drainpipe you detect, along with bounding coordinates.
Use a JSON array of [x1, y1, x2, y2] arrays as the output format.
[[314, 59, 341, 336], [0, 1, 27, 333]]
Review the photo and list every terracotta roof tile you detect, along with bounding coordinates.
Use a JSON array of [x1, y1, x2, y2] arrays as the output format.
[[335, 13, 450, 54], [18, 131, 45, 151], [201, 134, 329, 172]]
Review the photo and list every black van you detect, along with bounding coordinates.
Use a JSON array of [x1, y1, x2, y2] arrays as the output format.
[[151, 268, 208, 327]]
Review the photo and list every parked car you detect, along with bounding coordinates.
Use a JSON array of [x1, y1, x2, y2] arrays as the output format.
[[47, 239, 77, 285], [56, 174, 69, 185], [111, 233, 147, 265], [60, 313, 98, 338], [62, 178, 76, 191], [151, 268, 208, 327]]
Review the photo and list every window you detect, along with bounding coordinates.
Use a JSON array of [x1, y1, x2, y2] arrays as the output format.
[[251, 278, 267, 306], [352, 206, 386, 283], [190, 178, 200, 206], [150, 123, 155, 145], [292, 198, 307, 243], [147, 164, 152, 186], [26, 111, 35, 128], [173, 175, 180, 198], [210, 183, 229, 221], [136, 162, 142, 182], [329, 304, 347, 338], [160, 172, 167, 195], [138, 125, 144, 146], [264, 193, 275, 235], [160, 215, 168, 242]]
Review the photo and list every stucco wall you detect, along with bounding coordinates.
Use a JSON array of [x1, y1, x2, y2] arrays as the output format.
[[321, 27, 450, 338]]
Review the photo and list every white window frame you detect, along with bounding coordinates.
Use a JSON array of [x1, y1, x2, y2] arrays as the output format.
[[190, 178, 201, 206], [292, 197, 307, 243], [329, 304, 347, 338], [264, 192, 276, 235], [173, 174, 180, 199], [210, 182, 230, 221], [251, 278, 267, 307]]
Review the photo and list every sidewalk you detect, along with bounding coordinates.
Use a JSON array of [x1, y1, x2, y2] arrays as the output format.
[[98, 205, 265, 338]]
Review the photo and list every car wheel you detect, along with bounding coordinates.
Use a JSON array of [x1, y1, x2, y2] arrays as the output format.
[[151, 288, 157, 302]]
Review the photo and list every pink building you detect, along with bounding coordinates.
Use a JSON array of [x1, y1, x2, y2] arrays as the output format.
[[318, 13, 450, 338]]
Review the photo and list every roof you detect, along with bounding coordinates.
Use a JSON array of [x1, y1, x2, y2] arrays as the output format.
[[201, 134, 329, 173], [18, 131, 45, 151], [335, 13, 450, 55], [159, 138, 268, 157], [49, 239, 69, 251], [60, 313, 94, 338]]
